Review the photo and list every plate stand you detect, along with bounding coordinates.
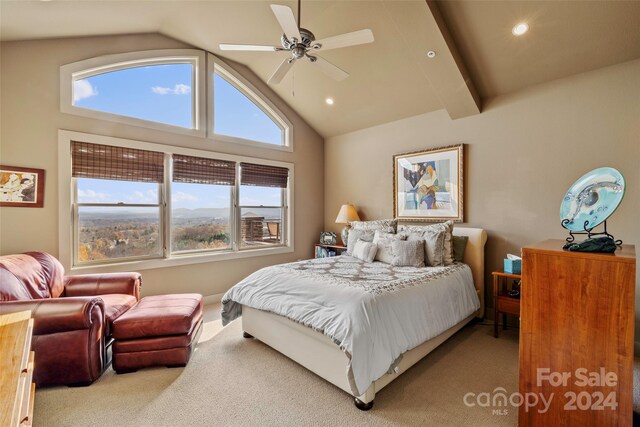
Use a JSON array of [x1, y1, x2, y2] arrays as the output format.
[[561, 219, 622, 246]]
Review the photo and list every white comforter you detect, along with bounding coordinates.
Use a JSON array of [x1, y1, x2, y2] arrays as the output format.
[[221, 256, 480, 396]]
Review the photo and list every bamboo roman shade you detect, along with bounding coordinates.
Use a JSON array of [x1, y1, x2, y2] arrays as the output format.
[[172, 154, 236, 185], [71, 141, 164, 183], [240, 162, 289, 188]]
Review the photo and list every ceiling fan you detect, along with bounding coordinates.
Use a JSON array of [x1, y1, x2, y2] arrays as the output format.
[[219, 1, 374, 84]]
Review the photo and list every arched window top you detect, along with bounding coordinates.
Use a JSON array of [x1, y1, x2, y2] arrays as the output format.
[[61, 50, 292, 150], [61, 50, 206, 136], [209, 56, 291, 150]]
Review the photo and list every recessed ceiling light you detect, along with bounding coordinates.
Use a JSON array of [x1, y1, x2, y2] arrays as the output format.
[[512, 22, 529, 36], [325, 97, 334, 105]]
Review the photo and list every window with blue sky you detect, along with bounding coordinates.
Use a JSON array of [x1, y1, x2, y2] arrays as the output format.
[[74, 64, 194, 129], [71, 60, 286, 146], [213, 72, 282, 145]]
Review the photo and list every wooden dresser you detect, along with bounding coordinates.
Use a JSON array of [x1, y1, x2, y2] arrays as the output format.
[[519, 239, 635, 426], [0, 311, 36, 427]]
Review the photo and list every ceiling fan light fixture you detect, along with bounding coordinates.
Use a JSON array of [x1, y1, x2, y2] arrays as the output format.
[[325, 97, 334, 105], [512, 22, 529, 36], [220, 3, 374, 84]]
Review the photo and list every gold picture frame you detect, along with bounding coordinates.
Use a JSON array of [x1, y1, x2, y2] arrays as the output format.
[[393, 144, 464, 222]]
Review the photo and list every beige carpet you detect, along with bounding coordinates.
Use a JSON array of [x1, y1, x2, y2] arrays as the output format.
[[34, 303, 520, 427]]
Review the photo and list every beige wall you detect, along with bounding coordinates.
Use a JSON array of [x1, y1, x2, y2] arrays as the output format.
[[324, 59, 640, 325], [0, 33, 324, 298]]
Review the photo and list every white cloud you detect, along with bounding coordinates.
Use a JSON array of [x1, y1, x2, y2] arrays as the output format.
[[151, 83, 191, 95], [73, 79, 98, 102], [77, 189, 109, 202], [128, 190, 158, 204], [172, 192, 198, 203]]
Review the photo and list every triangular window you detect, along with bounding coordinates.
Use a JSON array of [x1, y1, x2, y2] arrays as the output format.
[[213, 70, 284, 146]]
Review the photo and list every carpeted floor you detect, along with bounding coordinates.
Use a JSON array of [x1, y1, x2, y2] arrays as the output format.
[[34, 303, 522, 426]]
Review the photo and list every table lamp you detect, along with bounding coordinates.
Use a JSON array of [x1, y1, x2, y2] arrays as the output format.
[[335, 204, 360, 246]]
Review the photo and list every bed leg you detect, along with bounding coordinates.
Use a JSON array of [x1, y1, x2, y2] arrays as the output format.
[[354, 385, 375, 410], [242, 331, 254, 339], [354, 397, 374, 411]]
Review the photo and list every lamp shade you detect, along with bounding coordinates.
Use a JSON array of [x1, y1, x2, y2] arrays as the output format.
[[335, 204, 360, 224]]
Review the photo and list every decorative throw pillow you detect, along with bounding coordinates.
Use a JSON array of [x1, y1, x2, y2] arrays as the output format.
[[351, 219, 397, 233], [398, 220, 455, 265], [403, 229, 446, 267], [452, 235, 469, 263], [391, 240, 425, 267], [372, 230, 406, 264], [352, 239, 377, 263], [346, 229, 375, 255]]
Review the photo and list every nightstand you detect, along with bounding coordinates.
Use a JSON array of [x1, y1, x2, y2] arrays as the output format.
[[492, 270, 521, 338], [314, 244, 347, 258]]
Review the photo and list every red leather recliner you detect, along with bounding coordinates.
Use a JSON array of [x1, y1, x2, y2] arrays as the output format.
[[0, 252, 141, 387]]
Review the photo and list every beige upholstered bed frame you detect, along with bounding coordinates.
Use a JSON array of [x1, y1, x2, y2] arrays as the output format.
[[242, 227, 487, 410]]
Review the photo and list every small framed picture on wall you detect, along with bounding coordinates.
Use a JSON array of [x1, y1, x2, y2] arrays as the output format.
[[0, 165, 45, 208]]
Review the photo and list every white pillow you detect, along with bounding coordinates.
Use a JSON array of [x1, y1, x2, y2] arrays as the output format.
[[372, 230, 406, 264], [352, 239, 377, 263], [346, 229, 375, 255], [351, 219, 397, 233]]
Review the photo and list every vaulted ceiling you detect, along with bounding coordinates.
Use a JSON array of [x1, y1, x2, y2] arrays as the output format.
[[2, 1, 640, 137]]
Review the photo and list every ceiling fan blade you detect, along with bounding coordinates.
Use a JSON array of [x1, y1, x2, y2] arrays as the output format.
[[313, 29, 374, 51], [268, 57, 295, 85], [219, 44, 279, 52], [271, 4, 302, 42], [310, 55, 349, 82]]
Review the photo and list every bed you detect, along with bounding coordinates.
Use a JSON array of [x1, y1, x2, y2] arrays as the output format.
[[222, 227, 487, 410]]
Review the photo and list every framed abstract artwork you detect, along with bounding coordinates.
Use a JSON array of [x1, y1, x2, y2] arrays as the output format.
[[393, 144, 464, 222], [0, 165, 45, 208]]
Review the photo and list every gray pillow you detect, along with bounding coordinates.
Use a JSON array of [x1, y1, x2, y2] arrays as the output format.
[[372, 230, 406, 264], [404, 229, 446, 267], [398, 220, 454, 265], [346, 229, 374, 255], [452, 235, 469, 263], [351, 219, 397, 233], [391, 240, 425, 267], [352, 239, 377, 263]]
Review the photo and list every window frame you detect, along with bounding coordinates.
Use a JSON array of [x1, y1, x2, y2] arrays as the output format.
[[60, 49, 207, 137], [237, 167, 288, 250], [169, 181, 235, 256], [58, 130, 294, 273], [73, 180, 165, 266], [60, 51, 293, 153], [208, 55, 293, 152]]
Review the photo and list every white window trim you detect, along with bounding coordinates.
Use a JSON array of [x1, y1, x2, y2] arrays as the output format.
[[60, 49, 207, 138], [208, 54, 293, 152], [58, 129, 294, 274]]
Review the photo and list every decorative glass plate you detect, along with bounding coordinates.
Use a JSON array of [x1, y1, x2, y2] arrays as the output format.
[[560, 167, 625, 231]]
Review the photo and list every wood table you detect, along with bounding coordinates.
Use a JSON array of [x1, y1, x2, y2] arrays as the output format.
[[0, 311, 35, 427], [492, 270, 521, 338]]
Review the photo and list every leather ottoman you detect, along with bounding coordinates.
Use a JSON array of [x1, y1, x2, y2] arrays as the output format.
[[112, 293, 203, 374]]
